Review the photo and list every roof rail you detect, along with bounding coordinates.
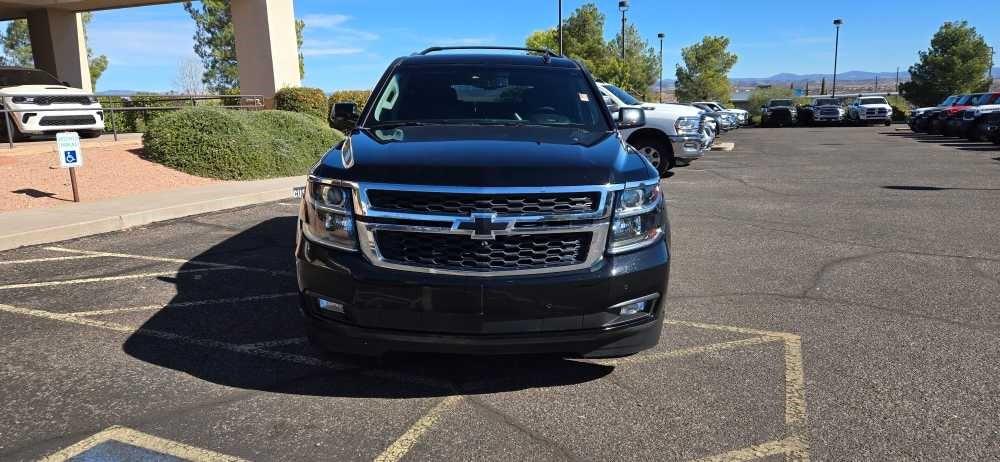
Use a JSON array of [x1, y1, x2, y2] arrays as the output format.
[[417, 46, 563, 58]]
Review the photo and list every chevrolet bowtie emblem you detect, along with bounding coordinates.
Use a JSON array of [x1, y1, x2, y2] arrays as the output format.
[[453, 213, 514, 240]]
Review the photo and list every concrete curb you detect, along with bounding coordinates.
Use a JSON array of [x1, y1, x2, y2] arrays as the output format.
[[0, 176, 303, 252], [711, 142, 735, 152]]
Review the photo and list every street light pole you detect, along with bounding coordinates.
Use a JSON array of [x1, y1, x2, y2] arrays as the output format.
[[619, 1, 629, 62], [832, 19, 843, 97], [658, 32, 665, 103], [557, 0, 563, 55]]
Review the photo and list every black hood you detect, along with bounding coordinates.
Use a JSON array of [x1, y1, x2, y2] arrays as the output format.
[[312, 125, 655, 187]]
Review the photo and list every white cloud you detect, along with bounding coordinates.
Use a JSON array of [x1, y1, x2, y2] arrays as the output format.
[[300, 14, 351, 29]]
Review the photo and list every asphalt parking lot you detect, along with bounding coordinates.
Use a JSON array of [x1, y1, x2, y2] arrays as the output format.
[[2, 126, 999, 461]]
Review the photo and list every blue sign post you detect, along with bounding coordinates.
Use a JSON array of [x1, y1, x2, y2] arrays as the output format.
[[57, 132, 83, 202]]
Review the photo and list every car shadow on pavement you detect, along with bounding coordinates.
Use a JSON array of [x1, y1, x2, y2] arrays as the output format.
[[122, 216, 612, 399]]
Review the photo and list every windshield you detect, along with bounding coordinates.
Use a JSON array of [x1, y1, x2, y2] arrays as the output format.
[[365, 65, 609, 131], [0, 68, 62, 87], [814, 99, 840, 106], [859, 97, 888, 105], [955, 95, 972, 105], [769, 100, 793, 107], [602, 84, 642, 106], [940, 96, 957, 106], [967, 94, 987, 106], [982, 94, 1000, 105]]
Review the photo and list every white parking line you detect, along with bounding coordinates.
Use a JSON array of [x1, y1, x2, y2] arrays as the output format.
[[0, 267, 235, 291], [41, 425, 249, 462], [44, 246, 294, 276], [0, 254, 107, 265], [67, 293, 299, 317]]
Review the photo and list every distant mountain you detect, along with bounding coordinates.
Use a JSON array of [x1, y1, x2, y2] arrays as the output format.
[[96, 89, 140, 96]]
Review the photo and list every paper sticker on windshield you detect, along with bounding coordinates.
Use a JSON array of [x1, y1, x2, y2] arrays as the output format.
[[579, 93, 590, 102]]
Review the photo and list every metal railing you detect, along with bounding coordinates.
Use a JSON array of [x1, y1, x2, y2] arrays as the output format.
[[1, 94, 266, 150]]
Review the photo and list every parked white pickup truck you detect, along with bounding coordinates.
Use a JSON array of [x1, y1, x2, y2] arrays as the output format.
[[597, 82, 707, 175], [0, 67, 105, 140], [847, 96, 893, 126], [692, 101, 750, 126]]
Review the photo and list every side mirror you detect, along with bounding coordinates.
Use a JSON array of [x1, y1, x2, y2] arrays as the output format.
[[331, 102, 359, 127], [617, 107, 645, 129]]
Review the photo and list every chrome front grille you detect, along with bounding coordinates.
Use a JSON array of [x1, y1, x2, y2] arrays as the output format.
[[376, 231, 590, 272], [820, 108, 840, 116], [366, 190, 599, 216], [343, 181, 619, 276], [34, 95, 94, 105]]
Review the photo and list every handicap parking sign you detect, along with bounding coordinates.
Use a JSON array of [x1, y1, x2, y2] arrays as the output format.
[[57, 132, 83, 168]]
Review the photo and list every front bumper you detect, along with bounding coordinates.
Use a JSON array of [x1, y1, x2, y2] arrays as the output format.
[[296, 232, 670, 358], [670, 133, 704, 160], [9, 107, 105, 134]]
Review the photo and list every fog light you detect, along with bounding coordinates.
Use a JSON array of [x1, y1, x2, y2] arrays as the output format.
[[317, 297, 344, 313], [619, 301, 646, 316]]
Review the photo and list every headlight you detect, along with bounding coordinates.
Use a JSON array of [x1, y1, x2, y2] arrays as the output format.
[[11, 96, 35, 104], [302, 180, 357, 250], [675, 116, 700, 134], [609, 183, 664, 254]]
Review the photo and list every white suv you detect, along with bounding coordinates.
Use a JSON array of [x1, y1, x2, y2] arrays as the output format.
[[597, 82, 707, 175], [0, 67, 105, 140]]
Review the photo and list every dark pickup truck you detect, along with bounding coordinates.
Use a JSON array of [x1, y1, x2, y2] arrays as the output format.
[[296, 47, 670, 358]]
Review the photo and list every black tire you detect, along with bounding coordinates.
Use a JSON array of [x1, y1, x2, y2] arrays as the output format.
[[630, 135, 674, 176], [884, 120, 892, 127]]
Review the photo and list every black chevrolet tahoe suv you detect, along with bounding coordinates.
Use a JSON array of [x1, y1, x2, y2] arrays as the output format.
[[296, 47, 670, 358]]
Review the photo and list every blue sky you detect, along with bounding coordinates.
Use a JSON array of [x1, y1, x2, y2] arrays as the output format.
[[53, 0, 1000, 91]]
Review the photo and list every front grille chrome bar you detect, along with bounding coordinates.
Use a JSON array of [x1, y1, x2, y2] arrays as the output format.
[[338, 181, 620, 276]]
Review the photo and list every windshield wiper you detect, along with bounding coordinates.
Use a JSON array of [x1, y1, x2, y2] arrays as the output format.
[[367, 121, 437, 129]]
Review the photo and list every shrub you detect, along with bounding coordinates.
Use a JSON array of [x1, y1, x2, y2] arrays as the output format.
[[274, 86, 328, 120], [142, 107, 344, 180], [887, 94, 911, 122], [328, 90, 372, 112]]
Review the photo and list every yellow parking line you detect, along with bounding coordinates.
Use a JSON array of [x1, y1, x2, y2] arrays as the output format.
[[691, 436, 808, 462], [41, 425, 248, 462], [67, 293, 299, 317], [0, 254, 106, 265], [600, 336, 781, 366], [44, 246, 294, 276], [664, 319, 797, 340], [239, 336, 308, 349], [0, 302, 350, 370], [0, 267, 234, 291], [374, 396, 464, 462]]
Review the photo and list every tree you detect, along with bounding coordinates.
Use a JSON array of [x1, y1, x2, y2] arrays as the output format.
[[820, 77, 826, 95], [1, 15, 108, 89], [525, 3, 611, 74], [525, 3, 657, 99], [173, 57, 205, 95], [674, 36, 738, 104], [1, 19, 32, 66], [900, 21, 992, 107], [602, 24, 659, 100], [81, 13, 108, 90], [184, 0, 306, 93]]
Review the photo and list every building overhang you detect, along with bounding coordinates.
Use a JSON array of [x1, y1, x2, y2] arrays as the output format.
[[0, 0, 182, 20]]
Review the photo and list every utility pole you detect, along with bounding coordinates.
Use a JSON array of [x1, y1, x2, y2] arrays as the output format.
[[658, 32, 665, 103], [874, 74, 878, 92], [619, 1, 629, 62], [557, 0, 563, 55], [832, 18, 843, 97]]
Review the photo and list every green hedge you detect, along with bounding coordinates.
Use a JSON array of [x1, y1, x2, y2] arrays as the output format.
[[275, 87, 328, 120], [328, 90, 371, 112], [142, 107, 344, 180]]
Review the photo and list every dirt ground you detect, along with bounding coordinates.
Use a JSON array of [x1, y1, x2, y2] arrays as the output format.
[[0, 135, 220, 212]]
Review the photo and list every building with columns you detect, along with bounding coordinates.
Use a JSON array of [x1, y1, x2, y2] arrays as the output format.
[[0, 0, 301, 101]]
